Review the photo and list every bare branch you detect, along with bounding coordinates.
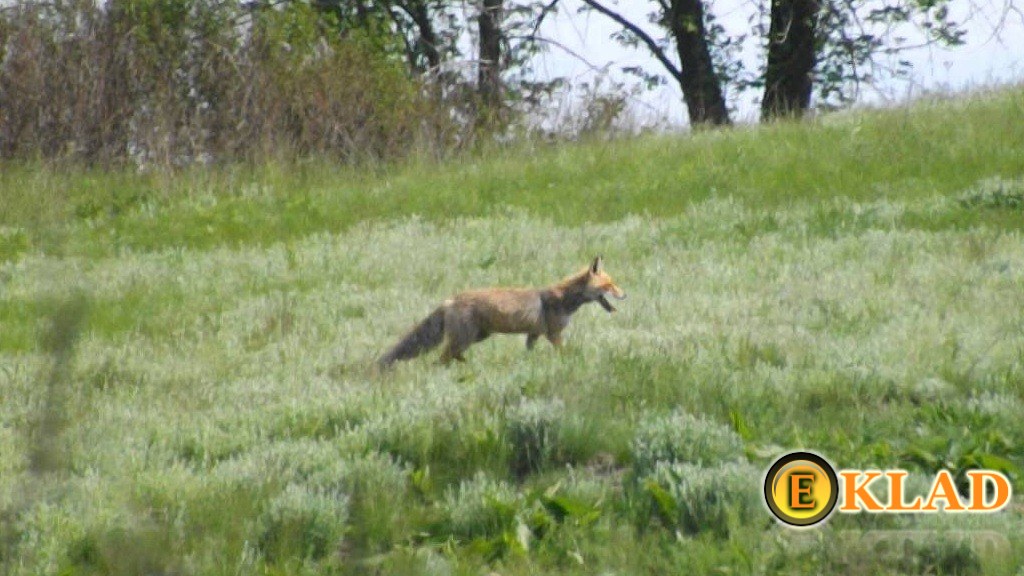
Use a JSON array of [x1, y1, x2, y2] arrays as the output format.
[[527, 0, 562, 43], [508, 34, 605, 72], [579, 0, 683, 84]]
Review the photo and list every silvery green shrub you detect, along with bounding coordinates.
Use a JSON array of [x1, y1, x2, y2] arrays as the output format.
[[442, 473, 522, 539], [504, 397, 566, 478], [632, 410, 744, 476], [640, 461, 761, 537], [257, 483, 348, 561]]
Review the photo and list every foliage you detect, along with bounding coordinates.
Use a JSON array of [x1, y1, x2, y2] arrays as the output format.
[[257, 483, 349, 562], [1, 89, 1023, 574], [637, 461, 763, 538], [504, 396, 568, 478], [0, 0, 459, 165], [631, 410, 746, 477], [583, 0, 970, 121], [812, 0, 966, 109], [957, 177, 1024, 210]]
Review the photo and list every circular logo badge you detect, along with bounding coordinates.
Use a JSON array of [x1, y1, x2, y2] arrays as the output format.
[[764, 452, 838, 527]]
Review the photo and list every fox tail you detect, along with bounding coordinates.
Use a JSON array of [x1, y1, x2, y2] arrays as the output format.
[[378, 307, 446, 368]]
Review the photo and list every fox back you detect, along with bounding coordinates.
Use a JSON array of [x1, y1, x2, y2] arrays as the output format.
[[377, 256, 626, 367]]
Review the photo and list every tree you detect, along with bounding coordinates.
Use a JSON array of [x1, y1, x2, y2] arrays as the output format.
[[811, 0, 965, 109], [761, 0, 820, 120], [662, 0, 731, 125], [580, 0, 730, 126], [478, 0, 504, 107], [577, 0, 968, 126], [390, 0, 443, 72]]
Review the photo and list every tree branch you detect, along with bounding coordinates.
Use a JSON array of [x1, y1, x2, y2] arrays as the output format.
[[528, 0, 563, 42], [508, 34, 606, 72], [579, 0, 684, 84]]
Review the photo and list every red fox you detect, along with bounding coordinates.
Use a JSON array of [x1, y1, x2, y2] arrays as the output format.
[[378, 257, 626, 367]]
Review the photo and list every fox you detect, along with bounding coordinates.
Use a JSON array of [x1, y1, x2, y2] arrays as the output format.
[[378, 256, 626, 367]]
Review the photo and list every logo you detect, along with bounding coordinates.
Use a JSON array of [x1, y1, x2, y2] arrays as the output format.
[[764, 452, 1014, 528], [764, 452, 838, 527]]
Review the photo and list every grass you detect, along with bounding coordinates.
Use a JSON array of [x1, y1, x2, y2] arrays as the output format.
[[2, 88, 1024, 574]]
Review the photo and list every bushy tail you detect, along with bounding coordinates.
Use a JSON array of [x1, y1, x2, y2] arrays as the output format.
[[378, 307, 446, 368]]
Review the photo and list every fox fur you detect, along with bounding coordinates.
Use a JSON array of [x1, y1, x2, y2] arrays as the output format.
[[378, 256, 626, 367]]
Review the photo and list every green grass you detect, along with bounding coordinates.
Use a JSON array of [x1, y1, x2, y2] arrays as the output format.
[[2, 88, 1024, 574]]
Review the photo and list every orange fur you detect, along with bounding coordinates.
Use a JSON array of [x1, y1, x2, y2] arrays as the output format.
[[378, 257, 626, 367]]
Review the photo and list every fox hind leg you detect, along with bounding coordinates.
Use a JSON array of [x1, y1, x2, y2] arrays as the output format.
[[441, 329, 487, 363], [439, 309, 476, 364], [439, 336, 470, 364], [440, 348, 467, 363]]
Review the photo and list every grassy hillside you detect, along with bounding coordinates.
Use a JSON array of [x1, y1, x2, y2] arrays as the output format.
[[2, 89, 1024, 574]]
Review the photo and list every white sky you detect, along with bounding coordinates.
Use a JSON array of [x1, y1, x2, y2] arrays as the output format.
[[532, 0, 1024, 125]]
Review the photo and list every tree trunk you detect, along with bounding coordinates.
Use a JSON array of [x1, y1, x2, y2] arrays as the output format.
[[761, 0, 819, 120], [666, 0, 730, 126], [477, 0, 503, 108]]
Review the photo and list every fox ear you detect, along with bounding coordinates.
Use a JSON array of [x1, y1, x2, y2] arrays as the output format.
[[590, 256, 603, 274]]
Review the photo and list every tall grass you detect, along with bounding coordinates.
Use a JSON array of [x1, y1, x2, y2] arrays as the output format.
[[1, 88, 1023, 574], [3, 88, 1022, 259]]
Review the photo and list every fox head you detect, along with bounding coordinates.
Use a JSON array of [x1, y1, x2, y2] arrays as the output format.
[[585, 256, 627, 313]]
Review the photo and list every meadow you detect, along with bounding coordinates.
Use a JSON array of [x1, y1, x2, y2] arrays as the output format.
[[2, 88, 1024, 574]]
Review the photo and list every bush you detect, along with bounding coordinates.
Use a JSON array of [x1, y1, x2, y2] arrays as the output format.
[[215, 444, 413, 555], [631, 410, 745, 476], [957, 177, 1024, 210], [0, 0, 459, 165], [62, 526, 177, 576], [257, 483, 348, 562], [442, 473, 522, 540], [504, 396, 566, 479], [638, 461, 762, 538]]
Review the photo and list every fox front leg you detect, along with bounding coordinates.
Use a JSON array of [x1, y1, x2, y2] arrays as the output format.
[[546, 332, 563, 348]]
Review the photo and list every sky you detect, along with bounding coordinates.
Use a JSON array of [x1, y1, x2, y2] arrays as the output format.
[[531, 0, 1024, 125]]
